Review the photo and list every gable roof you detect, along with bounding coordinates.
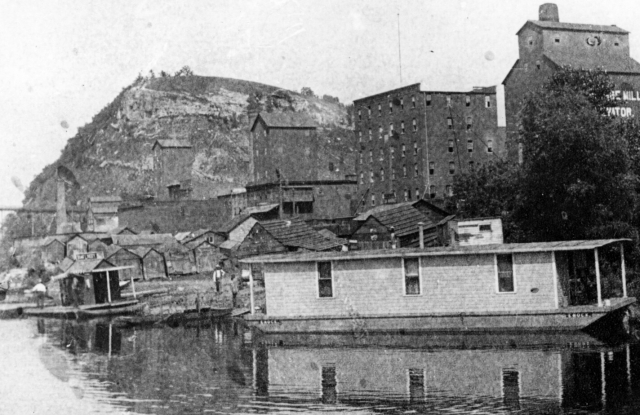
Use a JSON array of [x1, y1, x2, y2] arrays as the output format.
[[517, 20, 629, 36], [217, 214, 254, 235], [543, 53, 640, 75], [260, 218, 346, 251], [65, 259, 115, 275], [250, 112, 317, 131], [109, 226, 137, 235], [59, 257, 75, 272], [182, 229, 218, 244], [91, 206, 118, 214], [152, 139, 192, 150], [111, 233, 176, 247], [89, 196, 122, 203], [245, 203, 280, 215]]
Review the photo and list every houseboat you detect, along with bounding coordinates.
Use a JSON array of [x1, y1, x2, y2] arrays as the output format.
[[241, 239, 636, 335], [24, 255, 142, 319]]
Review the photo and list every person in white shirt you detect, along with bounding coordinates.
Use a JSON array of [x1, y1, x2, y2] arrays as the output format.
[[31, 279, 47, 308], [212, 263, 225, 293]]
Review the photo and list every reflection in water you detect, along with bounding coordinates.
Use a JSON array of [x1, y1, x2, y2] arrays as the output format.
[[23, 319, 640, 414]]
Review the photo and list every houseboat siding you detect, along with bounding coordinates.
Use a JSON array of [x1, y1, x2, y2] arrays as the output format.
[[263, 252, 557, 318]]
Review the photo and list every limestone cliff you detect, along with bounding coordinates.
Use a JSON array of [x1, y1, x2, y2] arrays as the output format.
[[23, 75, 354, 209]]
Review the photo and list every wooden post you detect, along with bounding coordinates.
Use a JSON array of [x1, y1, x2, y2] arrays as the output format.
[[106, 270, 112, 303], [552, 252, 559, 309], [418, 222, 424, 249], [131, 273, 137, 300], [621, 243, 628, 298], [595, 248, 603, 307], [249, 265, 255, 315]]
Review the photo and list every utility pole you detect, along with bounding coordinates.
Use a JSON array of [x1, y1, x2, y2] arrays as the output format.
[[276, 169, 283, 219]]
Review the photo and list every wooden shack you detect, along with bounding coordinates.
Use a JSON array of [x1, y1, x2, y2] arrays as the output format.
[[106, 247, 143, 282], [42, 237, 66, 263], [189, 240, 224, 273], [65, 235, 88, 259], [131, 247, 168, 280], [54, 259, 121, 306]]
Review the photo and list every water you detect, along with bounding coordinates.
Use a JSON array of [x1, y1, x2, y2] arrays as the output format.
[[2, 318, 640, 414]]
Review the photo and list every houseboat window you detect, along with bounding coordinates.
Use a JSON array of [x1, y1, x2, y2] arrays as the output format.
[[404, 258, 420, 295], [318, 261, 333, 297], [479, 224, 491, 232], [408, 368, 426, 403], [497, 254, 515, 292]]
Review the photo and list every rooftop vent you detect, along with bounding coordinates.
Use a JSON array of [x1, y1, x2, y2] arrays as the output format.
[[539, 3, 559, 22]]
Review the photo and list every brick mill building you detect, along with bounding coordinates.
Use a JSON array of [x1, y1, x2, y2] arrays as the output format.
[[504, 3, 640, 160], [246, 112, 357, 220], [353, 83, 503, 209]]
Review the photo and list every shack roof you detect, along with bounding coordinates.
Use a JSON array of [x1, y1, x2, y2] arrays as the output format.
[[89, 196, 122, 203], [90, 206, 118, 214], [217, 214, 253, 235], [245, 203, 279, 215], [241, 239, 630, 264], [152, 139, 192, 150], [355, 199, 448, 221], [64, 259, 115, 275], [260, 218, 347, 251], [355, 203, 437, 238], [250, 112, 317, 131], [112, 233, 175, 247], [109, 226, 138, 235]]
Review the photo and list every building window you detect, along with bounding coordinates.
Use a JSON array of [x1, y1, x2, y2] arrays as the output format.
[[379, 148, 384, 161], [502, 369, 521, 411], [446, 95, 452, 107], [368, 106, 372, 118], [380, 168, 385, 181], [359, 152, 363, 164], [429, 162, 434, 175], [465, 95, 470, 107], [446, 185, 453, 196], [487, 139, 493, 153], [400, 97, 404, 109], [527, 36, 533, 46], [480, 223, 492, 232], [371, 194, 376, 206], [614, 39, 620, 46], [368, 129, 372, 141], [359, 172, 363, 184], [554, 36, 560, 44], [318, 262, 333, 297], [518, 143, 524, 165], [447, 117, 453, 129], [449, 161, 455, 175], [404, 258, 420, 295], [378, 104, 382, 116], [408, 369, 426, 403], [485, 96, 491, 108], [415, 187, 420, 200], [412, 118, 417, 131], [328, 162, 334, 172], [413, 142, 418, 156], [496, 254, 515, 293], [389, 123, 394, 135], [379, 125, 383, 139], [369, 150, 373, 163], [390, 147, 395, 160], [403, 164, 407, 177], [358, 109, 362, 120], [466, 116, 472, 130], [401, 121, 405, 134], [358, 131, 362, 142], [469, 160, 475, 169], [389, 101, 393, 113], [369, 171, 374, 183], [392, 168, 396, 180], [467, 139, 473, 153], [322, 366, 337, 404], [448, 139, 454, 153], [536, 60, 541, 70], [402, 144, 406, 158], [429, 185, 436, 199], [414, 163, 418, 176], [412, 95, 416, 108], [404, 189, 409, 201], [426, 94, 431, 106], [257, 172, 260, 180]]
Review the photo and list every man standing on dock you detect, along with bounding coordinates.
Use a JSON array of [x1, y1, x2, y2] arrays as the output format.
[[213, 263, 225, 293], [31, 279, 47, 309]]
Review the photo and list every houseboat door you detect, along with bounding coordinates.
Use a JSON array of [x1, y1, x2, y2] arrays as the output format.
[[92, 271, 121, 304]]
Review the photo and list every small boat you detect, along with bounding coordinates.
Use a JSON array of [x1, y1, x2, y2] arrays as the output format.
[[23, 300, 143, 319], [111, 314, 169, 328]]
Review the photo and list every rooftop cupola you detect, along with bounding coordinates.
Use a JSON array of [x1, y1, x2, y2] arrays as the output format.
[[539, 3, 559, 22]]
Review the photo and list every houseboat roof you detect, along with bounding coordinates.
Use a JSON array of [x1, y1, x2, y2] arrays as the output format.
[[240, 239, 629, 264]]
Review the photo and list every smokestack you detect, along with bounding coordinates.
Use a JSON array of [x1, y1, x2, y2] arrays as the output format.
[[56, 178, 67, 234], [418, 222, 424, 249], [539, 3, 559, 22]]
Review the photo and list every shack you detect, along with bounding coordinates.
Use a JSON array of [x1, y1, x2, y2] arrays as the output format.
[[42, 237, 66, 263], [106, 247, 144, 282], [53, 259, 123, 306], [65, 234, 88, 259], [131, 247, 168, 280]]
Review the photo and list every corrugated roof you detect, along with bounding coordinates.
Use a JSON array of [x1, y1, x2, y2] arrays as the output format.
[[217, 214, 252, 234], [152, 139, 192, 149], [544, 53, 640, 74], [241, 239, 630, 263], [358, 203, 436, 238], [519, 20, 629, 35], [65, 259, 114, 274], [89, 196, 122, 203], [261, 218, 346, 251], [251, 112, 317, 131], [354, 201, 416, 221]]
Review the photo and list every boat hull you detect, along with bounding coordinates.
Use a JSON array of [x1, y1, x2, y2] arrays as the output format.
[[23, 300, 142, 319], [245, 297, 636, 335]]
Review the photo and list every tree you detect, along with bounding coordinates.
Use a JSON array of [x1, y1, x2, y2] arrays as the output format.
[[300, 87, 315, 97], [517, 67, 637, 242], [175, 66, 194, 77]]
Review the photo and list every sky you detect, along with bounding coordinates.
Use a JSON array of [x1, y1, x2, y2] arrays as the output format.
[[1, 0, 640, 207]]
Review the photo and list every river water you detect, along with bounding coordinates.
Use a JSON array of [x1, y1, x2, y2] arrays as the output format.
[[2, 317, 640, 414]]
